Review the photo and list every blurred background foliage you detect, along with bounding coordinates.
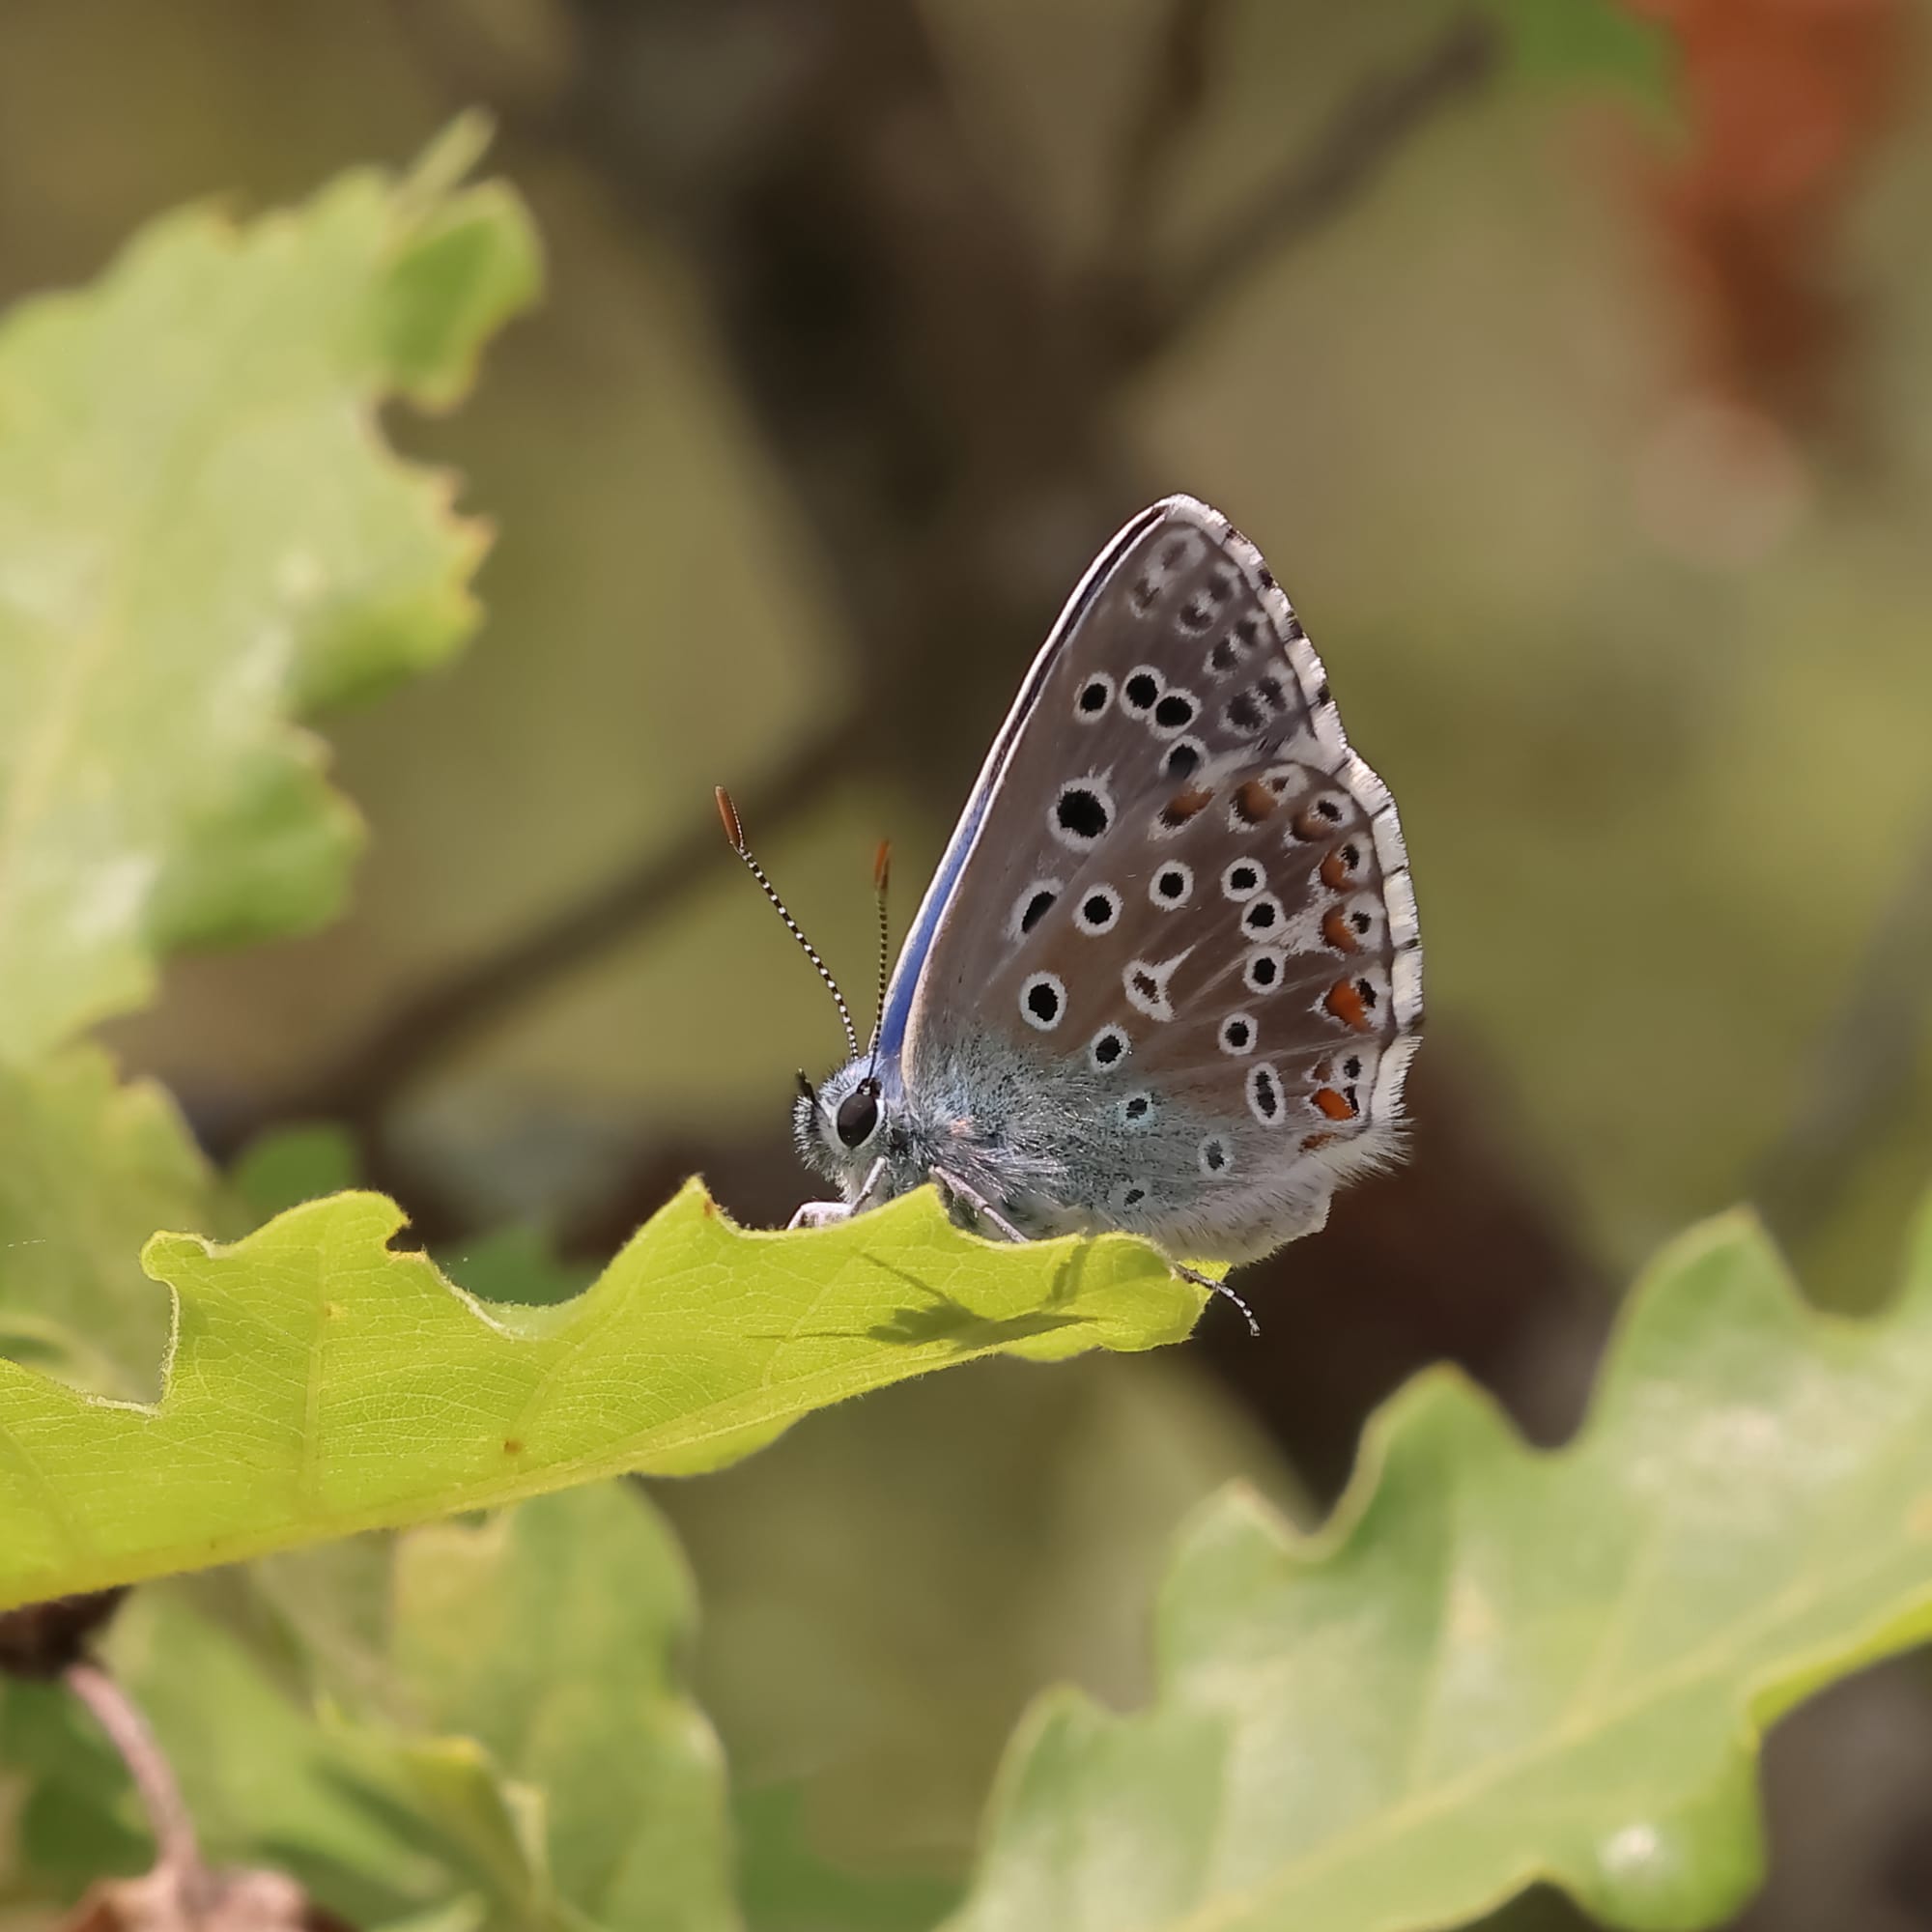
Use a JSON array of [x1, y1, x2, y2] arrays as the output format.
[[3, 0, 1931, 1926]]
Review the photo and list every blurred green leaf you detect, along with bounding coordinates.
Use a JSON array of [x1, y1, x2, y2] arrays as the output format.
[[440, 1221, 597, 1309], [661, 1353, 1299, 1910], [734, 1783, 959, 1932], [5, 1492, 738, 1931], [230, 1122, 363, 1224], [948, 1195, 1932, 1932], [0, 128, 539, 1062], [394, 1485, 738, 1930], [1481, 0, 1676, 112], [0, 1047, 217, 1398], [0, 1183, 1201, 1609], [0, 1590, 443, 1926]]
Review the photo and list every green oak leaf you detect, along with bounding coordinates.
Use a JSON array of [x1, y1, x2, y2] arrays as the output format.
[[0, 118, 540, 1061], [5, 1490, 738, 1931], [0, 1183, 1201, 1609], [0, 1583, 558, 1930], [948, 1195, 1932, 1932], [394, 1484, 739, 1931]]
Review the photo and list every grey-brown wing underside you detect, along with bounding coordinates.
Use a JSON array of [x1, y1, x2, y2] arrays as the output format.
[[901, 495, 1422, 1254]]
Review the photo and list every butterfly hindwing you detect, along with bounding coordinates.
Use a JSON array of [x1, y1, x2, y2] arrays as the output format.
[[899, 496, 1421, 1261]]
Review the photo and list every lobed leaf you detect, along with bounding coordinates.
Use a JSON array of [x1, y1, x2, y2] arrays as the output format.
[[4, 1489, 739, 1930], [0, 121, 540, 1061], [947, 1196, 1932, 1932], [0, 1184, 1201, 1610], [394, 1484, 740, 1930]]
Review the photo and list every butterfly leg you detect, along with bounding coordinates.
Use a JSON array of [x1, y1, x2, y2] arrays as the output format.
[[930, 1167, 1031, 1245], [787, 1157, 893, 1231], [787, 1200, 852, 1231], [1168, 1261, 1261, 1338]]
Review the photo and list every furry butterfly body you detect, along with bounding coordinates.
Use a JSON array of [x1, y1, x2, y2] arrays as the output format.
[[789, 495, 1422, 1270]]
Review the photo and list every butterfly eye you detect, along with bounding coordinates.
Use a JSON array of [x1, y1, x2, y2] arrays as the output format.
[[835, 1080, 881, 1149]]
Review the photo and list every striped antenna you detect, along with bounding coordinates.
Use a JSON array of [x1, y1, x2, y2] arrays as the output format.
[[867, 839, 892, 1066], [716, 787, 861, 1059]]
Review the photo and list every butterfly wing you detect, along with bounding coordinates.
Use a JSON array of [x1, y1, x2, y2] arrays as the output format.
[[897, 495, 1422, 1262]]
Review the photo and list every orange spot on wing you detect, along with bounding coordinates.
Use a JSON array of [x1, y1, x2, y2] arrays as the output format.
[[1324, 979, 1372, 1031], [1300, 1131, 1338, 1151], [1321, 907, 1359, 952], [1313, 1086, 1356, 1121], [1232, 780, 1278, 824], [1320, 845, 1360, 892], [1159, 787, 1213, 830]]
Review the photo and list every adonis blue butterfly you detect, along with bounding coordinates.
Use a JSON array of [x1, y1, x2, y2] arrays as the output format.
[[721, 495, 1423, 1326]]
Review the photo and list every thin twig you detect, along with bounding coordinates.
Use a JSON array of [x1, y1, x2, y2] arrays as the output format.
[[1125, 12, 1501, 363], [1751, 817, 1932, 1245], [212, 710, 867, 1152], [1104, 0, 1228, 270], [65, 1661, 213, 1916]]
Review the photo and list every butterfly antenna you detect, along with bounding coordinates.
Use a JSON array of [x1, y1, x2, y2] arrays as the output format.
[[716, 787, 860, 1059], [866, 839, 891, 1076]]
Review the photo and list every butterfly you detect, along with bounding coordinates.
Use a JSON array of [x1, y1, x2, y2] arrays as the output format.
[[721, 494, 1422, 1327]]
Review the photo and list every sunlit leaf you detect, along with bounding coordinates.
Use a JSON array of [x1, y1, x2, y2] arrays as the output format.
[[949, 1196, 1932, 1932], [0, 1184, 1201, 1609], [0, 121, 539, 1061]]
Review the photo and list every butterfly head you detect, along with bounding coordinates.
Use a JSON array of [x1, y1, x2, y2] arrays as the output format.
[[794, 1059, 923, 1205]]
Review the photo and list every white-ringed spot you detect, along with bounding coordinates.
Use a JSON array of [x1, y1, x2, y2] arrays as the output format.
[[1051, 778, 1114, 850], [1240, 894, 1285, 938], [1073, 884, 1122, 935], [1119, 667, 1162, 717], [1088, 1024, 1131, 1071], [1150, 688, 1199, 738], [1020, 972, 1067, 1031], [1221, 860, 1265, 902], [1206, 611, 1264, 678], [1007, 878, 1063, 941], [1073, 671, 1115, 722], [1246, 1062, 1285, 1125], [1162, 735, 1207, 782], [1117, 1090, 1156, 1129], [1197, 1136, 1232, 1177], [1150, 862, 1193, 910], [1218, 1012, 1257, 1056], [1123, 948, 1193, 1023], [1243, 949, 1287, 994], [1288, 791, 1350, 843]]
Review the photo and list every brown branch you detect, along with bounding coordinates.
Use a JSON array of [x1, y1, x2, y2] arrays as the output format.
[[1750, 817, 1932, 1245], [1120, 12, 1502, 365], [1103, 0, 1229, 272], [212, 711, 867, 1156], [65, 1662, 212, 1915]]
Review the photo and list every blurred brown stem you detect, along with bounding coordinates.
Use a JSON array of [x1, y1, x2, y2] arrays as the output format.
[[268, 2, 1505, 1174], [1118, 11, 1501, 364], [65, 1662, 213, 1918], [1751, 817, 1932, 1245], [1103, 0, 1229, 277], [210, 712, 867, 1159]]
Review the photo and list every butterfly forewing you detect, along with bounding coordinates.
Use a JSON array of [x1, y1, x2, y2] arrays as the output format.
[[900, 496, 1421, 1261]]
